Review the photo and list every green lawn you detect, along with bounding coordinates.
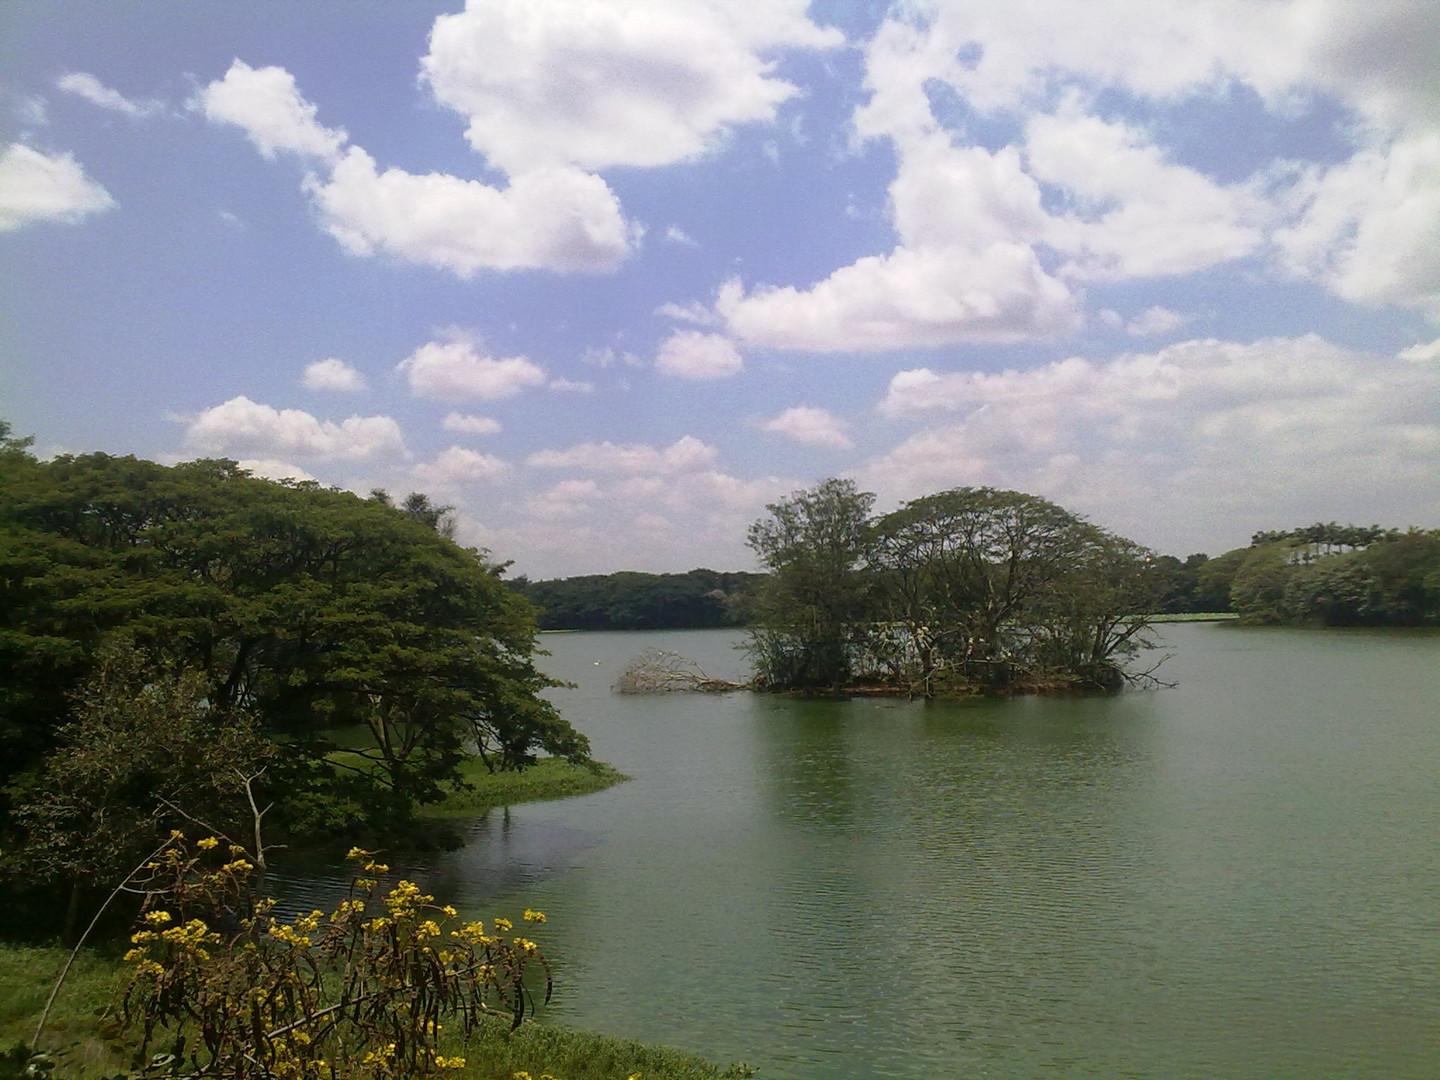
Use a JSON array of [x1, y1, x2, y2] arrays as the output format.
[[420, 756, 629, 820]]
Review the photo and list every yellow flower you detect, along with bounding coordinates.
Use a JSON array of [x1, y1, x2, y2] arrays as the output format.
[[523, 908, 547, 923], [347, 846, 370, 860], [196, 836, 220, 850], [493, 916, 513, 932]]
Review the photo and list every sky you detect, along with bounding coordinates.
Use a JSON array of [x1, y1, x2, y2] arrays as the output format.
[[1, 0, 1437, 578]]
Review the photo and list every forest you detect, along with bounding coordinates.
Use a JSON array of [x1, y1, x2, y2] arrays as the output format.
[[0, 424, 589, 936]]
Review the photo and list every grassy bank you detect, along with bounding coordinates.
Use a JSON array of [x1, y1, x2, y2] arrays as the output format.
[[1147, 611, 1240, 623], [420, 756, 629, 820], [3, 944, 740, 1080]]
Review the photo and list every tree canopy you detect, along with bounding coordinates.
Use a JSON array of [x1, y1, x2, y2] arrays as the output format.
[[0, 438, 587, 868], [746, 481, 1165, 695]]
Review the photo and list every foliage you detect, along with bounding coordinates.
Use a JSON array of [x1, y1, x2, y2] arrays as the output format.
[[1197, 526, 1440, 626], [746, 479, 876, 692], [118, 837, 551, 1079], [8, 639, 273, 936], [511, 570, 762, 631], [0, 440, 587, 847], [746, 481, 1165, 695]]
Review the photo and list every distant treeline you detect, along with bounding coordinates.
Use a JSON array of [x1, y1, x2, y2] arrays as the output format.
[[515, 520, 1439, 633], [509, 569, 764, 631], [1183, 522, 1440, 626]]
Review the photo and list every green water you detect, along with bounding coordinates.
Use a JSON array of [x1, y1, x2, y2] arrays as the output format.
[[288, 624, 1440, 1077]]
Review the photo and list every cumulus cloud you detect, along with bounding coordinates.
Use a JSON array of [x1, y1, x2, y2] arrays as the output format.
[[0, 143, 115, 231], [1398, 338, 1440, 364], [236, 458, 318, 483], [1025, 103, 1267, 280], [184, 396, 406, 461], [199, 62, 635, 275], [411, 446, 509, 490], [1273, 132, 1440, 315], [720, 244, 1080, 351], [712, 1, 1440, 353], [421, 0, 843, 173], [308, 148, 635, 276], [1124, 306, 1194, 337], [655, 330, 744, 378], [526, 479, 601, 520], [398, 339, 547, 401], [197, 60, 346, 161], [665, 225, 698, 247], [865, 334, 1440, 553], [760, 406, 853, 449], [527, 435, 718, 474], [57, 73, 164, 118], [442, 412, 503, 435], [302, 357, 367, 392]]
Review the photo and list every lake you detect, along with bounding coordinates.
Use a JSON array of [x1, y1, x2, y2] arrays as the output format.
[[278, 623, 1440, 1078]]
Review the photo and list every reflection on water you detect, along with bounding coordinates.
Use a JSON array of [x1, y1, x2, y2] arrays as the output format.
[[280, 626, 1440, 1079]]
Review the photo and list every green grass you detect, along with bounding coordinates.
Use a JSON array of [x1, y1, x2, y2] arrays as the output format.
[[0, 945, 742, 1080], [1147, 611, 1240, 623], [419, 757, 629, 820], [447, 1016, 750, 1079], [0, 945, 131, 1077]]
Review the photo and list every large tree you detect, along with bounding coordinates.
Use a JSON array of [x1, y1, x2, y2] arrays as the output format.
[[746, 478, 875, 691], [0, 445, 586, 836]]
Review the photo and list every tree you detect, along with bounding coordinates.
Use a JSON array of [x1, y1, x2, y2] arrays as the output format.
[[870, 488, 1109, 689], [10, 638, 274, 940], [745, 479, 875, 691], [0, 447, 587, 839]]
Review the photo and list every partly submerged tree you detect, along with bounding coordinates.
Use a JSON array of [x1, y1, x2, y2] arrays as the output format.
[[747, 481, 1165, 695], [746, 479, 875, 692]]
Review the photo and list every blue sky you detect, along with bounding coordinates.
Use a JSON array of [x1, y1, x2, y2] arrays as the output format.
[[2, 0, 1437, 577]]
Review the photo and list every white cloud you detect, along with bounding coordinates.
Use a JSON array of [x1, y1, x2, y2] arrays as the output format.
[[308, 147, 635, 275], [1273, 132, 1440, 315], [527, 435, 718, 474], [198, 60, 346, 162], [0, 143, 115, 232], [302, 357, 368, 392], [526, 479, 601, 520], [1398, 338, 1440, 364], [865, 335, 1440, 553], [665, 225, 698, 247], [656, 300, 723, 328], [655, 330, 744, 378], [719, 243, 1080, 351], [14, 95, 48, 127], [398, 339, 547, 401], [185, 396, 406, 461], [442, 412, 503, 435], [549, 377, 595, 393], [201, 61, 635, 276], [236, 458, 318, 483], [1125, 306, 1193, 337], [760, 405, 853, 449], [581, 345, 643, 368], [817, 2, 1440, 339], [412, 446, 509, 490], [57, 73, 163, 118], [1025, 103, 1266, 281], [421, 0, 843, 173]]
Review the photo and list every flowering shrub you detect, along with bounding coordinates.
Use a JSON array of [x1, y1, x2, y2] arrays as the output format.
[[120, 836, 551, 1078]]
